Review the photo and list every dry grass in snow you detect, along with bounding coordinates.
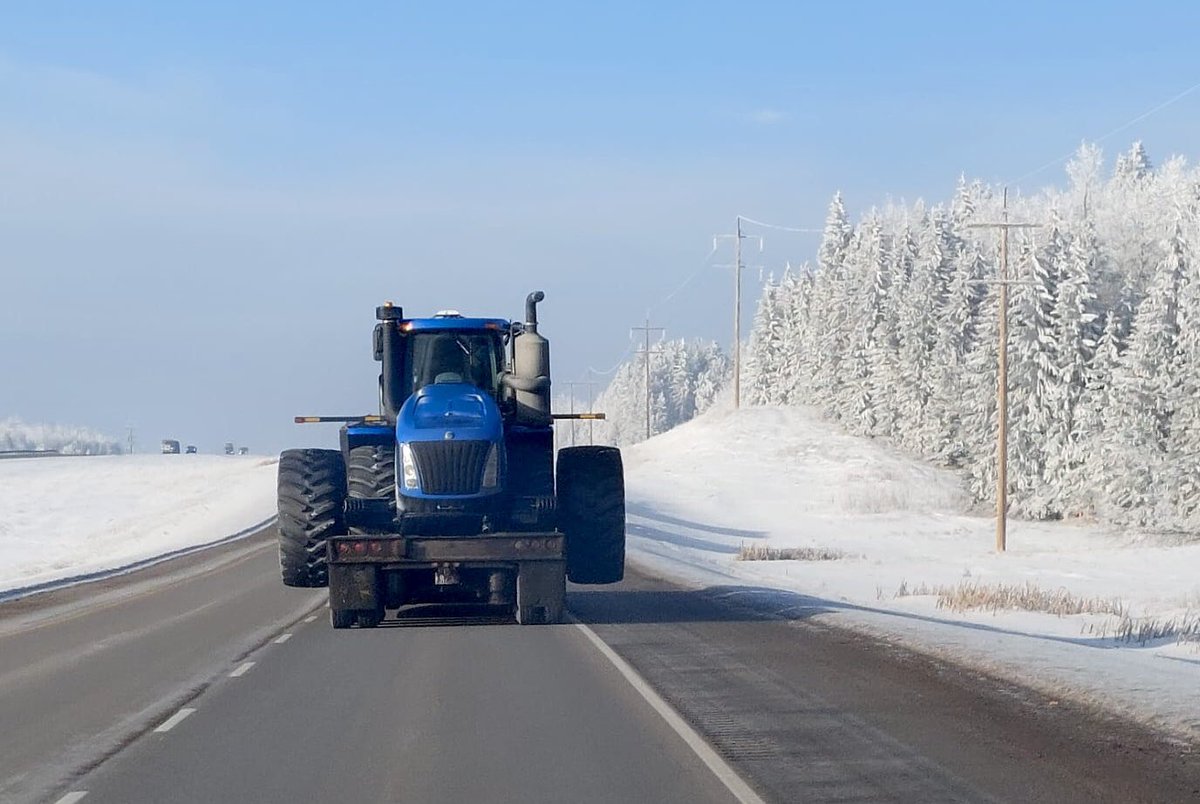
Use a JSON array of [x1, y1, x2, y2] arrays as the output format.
[[737, 544, 850, 562], [1086, 612, 1200, 646], [893, 580, 1127, 617]]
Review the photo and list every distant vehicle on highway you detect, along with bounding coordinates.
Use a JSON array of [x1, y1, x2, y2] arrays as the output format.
[[224, 442, 235, 455], [237, 446, 249, 455], [185, 445, 198, 454], [161, 440, 181, 455]]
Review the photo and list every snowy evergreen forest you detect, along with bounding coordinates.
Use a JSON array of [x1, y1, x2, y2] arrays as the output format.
[[581, 338, 729, 446], [0, 418, 122, 455], [744, 142, 1200, 529]]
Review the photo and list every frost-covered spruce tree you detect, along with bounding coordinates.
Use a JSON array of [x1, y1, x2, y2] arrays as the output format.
[[926, 239, 987, 466], [1101, 224, 1188, 522], [1042, 216, 1101, 515], [864, 219, 901, 437], [780, 268, 816, 404], [1159, 222, 1200, 526], [900, 211, 952, 455], [961, 284, 1000, 501], [832, 216, 888, 433], [743, 277, 784, 405], [1074, 310, 1123, 511], [810, 195, 854, 414]]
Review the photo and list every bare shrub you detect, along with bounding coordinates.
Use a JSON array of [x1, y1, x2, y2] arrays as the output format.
[[737, 544, 850, 561]]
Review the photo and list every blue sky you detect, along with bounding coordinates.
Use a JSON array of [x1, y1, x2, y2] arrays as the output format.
[[2, 1, 1199, 452]]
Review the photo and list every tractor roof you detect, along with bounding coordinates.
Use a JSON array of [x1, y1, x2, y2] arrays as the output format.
[[403, 316, 510, 332]]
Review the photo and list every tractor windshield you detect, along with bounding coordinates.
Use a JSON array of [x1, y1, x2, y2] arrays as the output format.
[[409, 331, 504, 396]]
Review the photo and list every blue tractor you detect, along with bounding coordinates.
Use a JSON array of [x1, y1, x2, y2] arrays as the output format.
[[277, 291, 625, 627]]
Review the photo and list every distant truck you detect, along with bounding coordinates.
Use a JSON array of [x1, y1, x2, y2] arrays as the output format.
[[238, 446, 249, 455], [185, 445, 198, 454], [224, 442, 235, 455], [161, 440, 181, 455]]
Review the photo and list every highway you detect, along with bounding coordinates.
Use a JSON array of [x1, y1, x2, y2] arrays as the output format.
[[1, 526, 1198, 804]]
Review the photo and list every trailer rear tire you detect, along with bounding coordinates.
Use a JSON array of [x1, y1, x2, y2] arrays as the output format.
[[330, 608, 355, 629], [557, 446, 625, 584], [347, 445, 396, 534], [278, 449, 346, 588]]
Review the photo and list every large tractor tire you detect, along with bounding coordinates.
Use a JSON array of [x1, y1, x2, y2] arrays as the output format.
[[347, 445, 396, 534], [557, 446, 625, 584], [277, 449, 346, 588]]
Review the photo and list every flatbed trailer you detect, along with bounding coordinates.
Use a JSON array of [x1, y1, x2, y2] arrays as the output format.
[[326, 532, 566, 626]]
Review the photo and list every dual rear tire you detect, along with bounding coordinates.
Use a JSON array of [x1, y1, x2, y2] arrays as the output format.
[[557, 446, 626, 585], [277, 449, 345, 588]]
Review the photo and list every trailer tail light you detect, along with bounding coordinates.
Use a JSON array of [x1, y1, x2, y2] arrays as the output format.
[[336, 540, 405, 560]]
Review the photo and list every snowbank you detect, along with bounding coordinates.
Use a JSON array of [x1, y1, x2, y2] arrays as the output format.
[[625, 405, 1200, 743], [0, 455, 278, 595]]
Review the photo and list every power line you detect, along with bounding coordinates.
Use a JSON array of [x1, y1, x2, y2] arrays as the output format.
[[1008, 78, 1200, 187], [736, 215, 823, 234], [648, 241, 722, 314]]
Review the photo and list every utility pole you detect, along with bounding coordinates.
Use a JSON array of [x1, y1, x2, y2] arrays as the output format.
[[734, 215, 742, 408], [714, 218, 763, 409], [126, 426, 134, 455], [631, 319, 665, 441], [967, 188, 1040, 553]]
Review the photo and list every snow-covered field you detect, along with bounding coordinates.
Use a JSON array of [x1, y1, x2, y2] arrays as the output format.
[[624, 405, 1200, 743], [0, 455, 277, 596]]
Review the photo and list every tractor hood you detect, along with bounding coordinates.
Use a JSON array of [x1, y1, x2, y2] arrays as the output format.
[[395, 383, 503, 444]]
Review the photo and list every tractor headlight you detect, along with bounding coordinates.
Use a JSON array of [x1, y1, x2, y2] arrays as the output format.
[[481, 443, 500, 489], [400, 443, 420, 491]]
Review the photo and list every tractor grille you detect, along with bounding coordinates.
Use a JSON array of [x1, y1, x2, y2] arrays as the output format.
[[410, 440, 490, 495]]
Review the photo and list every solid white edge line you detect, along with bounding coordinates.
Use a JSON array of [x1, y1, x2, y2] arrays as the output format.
[[153, 707, 196, 733], [274, 633, 292, 644], [53, 793, 88, 804], [303, 614, 318, 623], [568, 615, 766, 804], [229, 661, 256, 678]]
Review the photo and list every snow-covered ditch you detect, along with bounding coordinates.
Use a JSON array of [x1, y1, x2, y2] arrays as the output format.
[[624, 405, 1200, 743], [0, 454, 278, 596]]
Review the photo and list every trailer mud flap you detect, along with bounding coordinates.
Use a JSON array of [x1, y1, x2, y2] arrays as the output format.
[[329, 564, 379, 610], [515, 560, 565, 625]]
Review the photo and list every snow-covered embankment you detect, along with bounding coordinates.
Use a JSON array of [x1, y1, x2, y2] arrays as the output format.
[[0, 455, 278, 596], [624, 405, 1200, 742]]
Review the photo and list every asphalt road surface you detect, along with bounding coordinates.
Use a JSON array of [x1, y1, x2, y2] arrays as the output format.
[[1, 526, 1197, 804]]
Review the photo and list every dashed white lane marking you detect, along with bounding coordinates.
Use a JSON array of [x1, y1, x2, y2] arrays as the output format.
[[153, 707, 196, 733], [569, 615, 766, 804], [54, 793, 88, 804], [274, 633, 293, 644], [229, 661, 256, 678], [303, 614, 318, 623]]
